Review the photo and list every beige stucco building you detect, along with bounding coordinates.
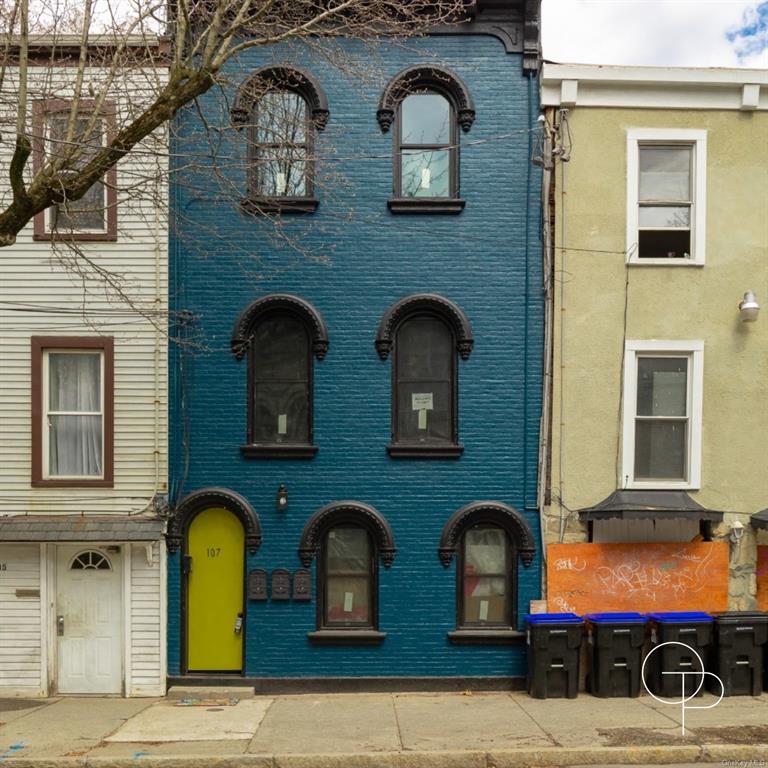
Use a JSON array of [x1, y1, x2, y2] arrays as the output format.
[[539, 64, 768, 610]]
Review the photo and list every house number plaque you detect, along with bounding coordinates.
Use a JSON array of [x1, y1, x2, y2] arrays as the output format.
[[271, 568, 290, 600], [247, 569, 268, 601]]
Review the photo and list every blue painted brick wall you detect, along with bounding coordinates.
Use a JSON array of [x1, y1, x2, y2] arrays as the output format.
[[168, 34, 543, 679]]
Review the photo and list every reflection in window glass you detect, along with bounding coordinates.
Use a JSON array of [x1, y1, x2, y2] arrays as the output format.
[[251, 315, 310, 443], [324, 526, 371, 626], [47, 114, 106, 231], [251, 91, 309, 197], [638, 145, 692, 258], [462, 526, 509, 626], [398, 92, 453, 199], [634, 356, 689, 480]]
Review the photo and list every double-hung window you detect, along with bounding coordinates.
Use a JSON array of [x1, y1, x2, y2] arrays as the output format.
[[31, 337, 114, 487], [626, 129, 706, 265], [622, 341, 703, 489], [33, 100, 117, 241]]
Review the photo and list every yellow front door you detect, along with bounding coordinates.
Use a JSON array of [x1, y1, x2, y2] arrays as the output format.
[[187, 507, 244, 672]]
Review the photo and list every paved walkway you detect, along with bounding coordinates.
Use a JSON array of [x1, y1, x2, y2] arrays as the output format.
[[1, 689, 767, 766]]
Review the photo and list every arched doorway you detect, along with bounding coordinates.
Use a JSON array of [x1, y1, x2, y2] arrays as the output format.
[[168, 488, 262, 674]]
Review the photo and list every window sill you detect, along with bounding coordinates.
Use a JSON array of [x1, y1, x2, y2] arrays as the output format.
[[626, 480, 699, 491], [33, 232, 117, 242], [627, 258, 704, 267], [308, 630, 386, 646], [240, 443, 318, 459], [32, 477, 113, 488], [387, 198, 465, 215], [240, 197, 319, 215], [387, 443, 463, 459], [448, 629, 524, 645]]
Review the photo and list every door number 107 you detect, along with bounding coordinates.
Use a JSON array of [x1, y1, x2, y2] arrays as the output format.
[[206, 547, 221, 558]]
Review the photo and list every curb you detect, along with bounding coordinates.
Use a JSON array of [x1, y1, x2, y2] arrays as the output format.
[[1, 743, 767, 768]]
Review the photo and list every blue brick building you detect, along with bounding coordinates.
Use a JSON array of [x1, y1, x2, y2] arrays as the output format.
[[167, 0, 544, 688]]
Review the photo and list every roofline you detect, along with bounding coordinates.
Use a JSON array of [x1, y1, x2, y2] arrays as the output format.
[[541, 61, 768, 111]]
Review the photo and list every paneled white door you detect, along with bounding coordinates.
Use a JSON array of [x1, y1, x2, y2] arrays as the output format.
[[56, 546, 122, 694]]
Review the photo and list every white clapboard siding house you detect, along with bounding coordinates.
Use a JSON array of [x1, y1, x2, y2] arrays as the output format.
[[0, 36, 168, 697]]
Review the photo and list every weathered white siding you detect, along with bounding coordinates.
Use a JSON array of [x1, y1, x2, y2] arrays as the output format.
[[0, 60, 168, 696], [0, 545, 43, 695], [0, 66, 168, 516], [129, 542, 164, 696]]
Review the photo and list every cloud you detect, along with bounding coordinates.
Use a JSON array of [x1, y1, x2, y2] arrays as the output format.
[[543, 0, 768, 68], [727, 1, 768, 61]]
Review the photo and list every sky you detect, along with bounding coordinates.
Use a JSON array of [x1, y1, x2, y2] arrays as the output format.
[[543, 0, 768, 69]]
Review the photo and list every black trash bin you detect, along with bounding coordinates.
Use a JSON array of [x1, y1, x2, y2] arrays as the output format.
[[708, 611, 768, 696], [525, 613, 584, 699], [646, 612, 713, 698], [585, 612, 646, 697]]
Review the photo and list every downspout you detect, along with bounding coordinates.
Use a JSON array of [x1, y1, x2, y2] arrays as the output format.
[[536, 108, 555, 579]]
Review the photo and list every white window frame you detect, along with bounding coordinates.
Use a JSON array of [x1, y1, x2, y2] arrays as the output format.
[[622, 340, 704, 490], [42, 349, 105, 480], [626, 129, 707, 266]]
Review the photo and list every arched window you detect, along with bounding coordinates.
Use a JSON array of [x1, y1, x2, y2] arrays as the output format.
[[231, 66, 329, 214], [377, 66, 475, 214], [376, 294, 473, 457], [70, 550, 111, 570], [232, 295, 328, 458], [299, 501, 395, 644], [439, 501, 536, 642]]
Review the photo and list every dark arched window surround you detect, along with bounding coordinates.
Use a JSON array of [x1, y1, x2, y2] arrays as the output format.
[[232, 66, 329, 215], [232, 294, 328, 459], [377, 66, 475, 215], [299, 501, 395, 645], [376, 294, 473, 458], [166, 487, 262, 555], [439, 501, 536, 644]]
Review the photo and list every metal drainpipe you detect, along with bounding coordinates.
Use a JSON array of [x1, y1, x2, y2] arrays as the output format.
[[536, 110, 555, 578]]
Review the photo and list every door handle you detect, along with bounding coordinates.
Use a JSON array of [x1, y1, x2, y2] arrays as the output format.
[[234, 613, 243, 634], [57, 615, 64, 636]]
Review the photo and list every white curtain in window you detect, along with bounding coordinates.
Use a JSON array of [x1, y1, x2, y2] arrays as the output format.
[[49, 353, 102, 476]]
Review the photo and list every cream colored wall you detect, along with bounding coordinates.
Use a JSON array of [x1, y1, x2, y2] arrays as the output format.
[[545, 107, 768, 605]]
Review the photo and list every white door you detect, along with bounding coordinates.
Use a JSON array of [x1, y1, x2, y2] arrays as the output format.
[[56, 546, 122, 694]]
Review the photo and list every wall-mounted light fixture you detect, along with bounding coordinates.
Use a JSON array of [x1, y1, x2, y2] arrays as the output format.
[[739, 291, 760, 322], [276, 483, 288, 512], [730, 520, 745, 544]]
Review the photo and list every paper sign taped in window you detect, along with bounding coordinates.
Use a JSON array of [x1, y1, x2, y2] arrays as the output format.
[[277, 414, 287, 435], [479, 600, 489, 621], [421, 167, 431, 189], [343, 592, 354, 612], [418, 410, 428, 430], [412, 392, 434, 411]]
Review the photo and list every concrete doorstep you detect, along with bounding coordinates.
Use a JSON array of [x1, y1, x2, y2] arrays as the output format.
[[0, 690, 767, 767]]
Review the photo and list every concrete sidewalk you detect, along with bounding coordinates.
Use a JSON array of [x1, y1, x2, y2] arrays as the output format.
[[1, 689, 768, 767]]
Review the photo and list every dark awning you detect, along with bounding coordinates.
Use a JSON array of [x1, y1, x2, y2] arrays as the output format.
[[0, 515, 165, 542], [751, 509, 768, 531], [578, 490, 723, 522]]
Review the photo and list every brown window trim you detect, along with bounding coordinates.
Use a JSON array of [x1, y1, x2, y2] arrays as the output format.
[[32, 99, 118, 242], [387, 198, 465, 215], [307, 630, 386, 646], [31, 336, 114, 488]]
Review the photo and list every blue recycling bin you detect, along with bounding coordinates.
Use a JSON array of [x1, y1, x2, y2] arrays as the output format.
[[647, 612, 713, 697], [585, 612, 646, 697], [525, 613, 584, 699]]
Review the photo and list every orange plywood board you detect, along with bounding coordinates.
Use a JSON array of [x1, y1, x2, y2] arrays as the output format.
[[758, 547, 768, 611], [547, 542, 729, 614]]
